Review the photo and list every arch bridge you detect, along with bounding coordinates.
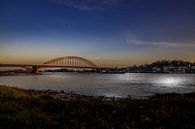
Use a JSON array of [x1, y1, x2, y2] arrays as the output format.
[[0, 56, 100, 73]]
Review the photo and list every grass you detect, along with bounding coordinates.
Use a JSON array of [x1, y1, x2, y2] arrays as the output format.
[[0, 85, 195, 129], [0, 86, 28, 98]]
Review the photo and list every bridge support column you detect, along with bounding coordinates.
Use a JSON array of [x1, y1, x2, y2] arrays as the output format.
[[95, 68, 101, 73], [32, 66, 40, 73]]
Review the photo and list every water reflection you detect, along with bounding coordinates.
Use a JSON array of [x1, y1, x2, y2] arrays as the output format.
[[154, 76, 184, 87], [159, 77, 182, 86], [0, 73, 195, 98]]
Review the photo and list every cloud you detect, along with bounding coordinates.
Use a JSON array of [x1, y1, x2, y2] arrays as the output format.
[[126, 32, 195, 48], [52, 0, 126, 11]]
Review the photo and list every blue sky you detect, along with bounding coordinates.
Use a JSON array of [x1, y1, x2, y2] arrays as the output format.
[[0, 0, 195, 66]]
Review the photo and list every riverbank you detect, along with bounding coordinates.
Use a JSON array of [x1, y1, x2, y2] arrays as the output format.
[[0, 72, 42, 76], [0, 85, 195, 129]]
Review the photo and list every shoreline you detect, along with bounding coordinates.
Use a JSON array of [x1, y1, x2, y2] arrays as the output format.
[[0, 71, 195, 77], [1, 84, 195, 101], [0, 72, 42, 76], [2, 84, 195, 100]]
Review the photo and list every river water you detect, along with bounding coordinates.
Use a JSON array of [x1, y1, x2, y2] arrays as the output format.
[[0, 73, 195, 98]]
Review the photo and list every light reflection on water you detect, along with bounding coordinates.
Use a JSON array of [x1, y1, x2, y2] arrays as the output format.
[[155, 77, 184, 87], [0, 73, 195, 98]]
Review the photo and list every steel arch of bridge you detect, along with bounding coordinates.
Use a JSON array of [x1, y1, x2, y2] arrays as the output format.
[[44, 56, 97, 68]]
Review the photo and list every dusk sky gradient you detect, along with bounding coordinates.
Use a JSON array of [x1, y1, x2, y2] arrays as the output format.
[[0, 0, 195, 66]]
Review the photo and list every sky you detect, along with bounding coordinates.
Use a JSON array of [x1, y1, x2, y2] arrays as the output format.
[[0, 0, 195, 66]]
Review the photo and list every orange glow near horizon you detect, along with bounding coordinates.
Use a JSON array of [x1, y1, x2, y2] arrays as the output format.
[[0, 53, 194, 67]]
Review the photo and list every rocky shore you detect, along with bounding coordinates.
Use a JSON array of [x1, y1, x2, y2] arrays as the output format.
[[0, 85, 195, 129]]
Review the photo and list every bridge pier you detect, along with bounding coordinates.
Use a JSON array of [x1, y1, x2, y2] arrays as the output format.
[[32, 65, 40, 73], [95, 68, 101, 73]]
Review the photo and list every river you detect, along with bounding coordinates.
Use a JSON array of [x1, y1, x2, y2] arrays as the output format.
[[0, 73, 195, 98]]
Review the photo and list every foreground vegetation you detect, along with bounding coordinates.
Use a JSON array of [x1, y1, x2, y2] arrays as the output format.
[[0, 86, 195, 129]]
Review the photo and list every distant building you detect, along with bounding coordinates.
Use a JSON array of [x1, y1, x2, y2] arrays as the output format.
[[163, 66, 189, 73], [190, 66, 195, 73], [152, 67, 162, 73]]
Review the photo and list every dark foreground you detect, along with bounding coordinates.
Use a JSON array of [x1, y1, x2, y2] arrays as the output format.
[[0, 86, 195, 129]]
